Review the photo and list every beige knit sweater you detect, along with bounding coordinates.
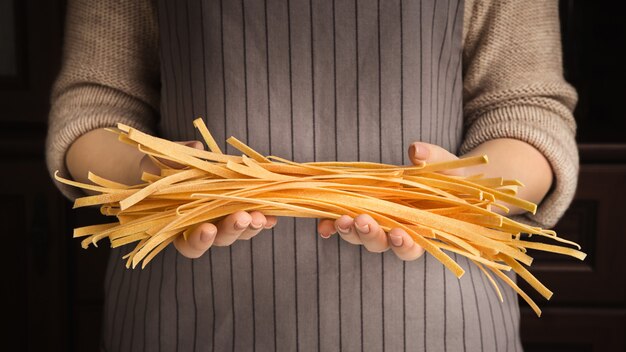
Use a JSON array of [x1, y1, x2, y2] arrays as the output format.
[[46, 0, 578, 228]]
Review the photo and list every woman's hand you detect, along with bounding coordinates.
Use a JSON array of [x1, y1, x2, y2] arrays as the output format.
[[317, 141, 461, 261], [66, 128, 277, 260], [173, 210, 277, 258], [140, 140, 278, 259]]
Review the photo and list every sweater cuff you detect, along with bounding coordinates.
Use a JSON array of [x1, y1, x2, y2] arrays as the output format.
[[46, 86, 157, 202], [459, 105, 579, 229]]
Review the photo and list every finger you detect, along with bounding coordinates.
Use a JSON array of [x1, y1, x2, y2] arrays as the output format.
[[213, 210, 252, 246], [160, 141, 205, 169], [180, 140, 204, 150], [334, 215, 362, 245], [387, 228, 425, 261], [353, 214, 389, 253], [139, 153, 161, 175], [239, 211, 268, 240], [317, 218, 337, 239], [174, 222, 217, 259], [408, 141, 464, 176], [139, 140, 206, 174], [408, 141, 457, 163], [264, 215, 278, 229]]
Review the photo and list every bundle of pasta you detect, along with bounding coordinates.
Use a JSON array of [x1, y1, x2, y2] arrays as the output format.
[[55, 118, 585, 316]]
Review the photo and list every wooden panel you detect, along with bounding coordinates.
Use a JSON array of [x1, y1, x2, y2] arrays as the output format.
[[1, 0, 68, 349], [579, 144, 626, 164], [0, 0, 26, 86], [0, 158, 69, 351], [0, 0, 63, 123], [0, 194, 27, 351], [73, 304, 106, 352], [519, 165, 626, 306], [0, 142, 109, 352], [521, 308, 626, 352], [560, 0, 626, 144], [544, 5, 626, 350]]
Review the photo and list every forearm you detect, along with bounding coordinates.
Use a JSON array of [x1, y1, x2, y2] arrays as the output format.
[[66, 128, 145, 191], [461, 138, 553, 216]]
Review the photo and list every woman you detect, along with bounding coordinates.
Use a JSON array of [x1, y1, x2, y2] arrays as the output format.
[[47, 0, 578, 350]]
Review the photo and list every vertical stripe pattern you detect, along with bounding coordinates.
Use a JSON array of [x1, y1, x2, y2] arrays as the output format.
[[99, 0, 523, 351]]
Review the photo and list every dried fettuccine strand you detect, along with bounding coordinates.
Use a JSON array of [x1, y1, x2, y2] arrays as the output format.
[[193, 117, 223, 154]]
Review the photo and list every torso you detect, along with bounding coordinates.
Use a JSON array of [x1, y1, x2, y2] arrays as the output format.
[[101, 1, 523, 351]]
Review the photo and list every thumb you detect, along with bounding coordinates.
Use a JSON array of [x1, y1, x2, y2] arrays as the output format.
[[408, 142, 464, 176], [141, 140, 205, 173], [180, 140, 204, 150], [161, 140, 205, 168], [174, 222, 217, 259]]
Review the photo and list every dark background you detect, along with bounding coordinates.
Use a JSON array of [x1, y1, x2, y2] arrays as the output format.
[[2, 0, 624, 350]]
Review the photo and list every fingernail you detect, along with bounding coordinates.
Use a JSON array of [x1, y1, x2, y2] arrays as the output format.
[[200, 229, 215, 243], [413, 143, 429, 160], [390, 234, 403, 247], [336, 225, 350, 234], [250, 221, 264, 229], [234, 220, 250, 230], [354, 222, 370, 234], [319, 232, 331, 239]]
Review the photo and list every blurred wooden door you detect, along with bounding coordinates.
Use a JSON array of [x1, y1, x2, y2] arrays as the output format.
[[0, 0, 67, 351], [0, 0, 110, 351], [519, 2, 626, 351]]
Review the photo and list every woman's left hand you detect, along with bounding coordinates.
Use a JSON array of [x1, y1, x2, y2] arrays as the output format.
[[317, 141, 464, 261]]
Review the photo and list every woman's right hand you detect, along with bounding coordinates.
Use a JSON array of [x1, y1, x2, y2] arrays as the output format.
[[66, 128, 278, 260], [140, 139, 279, 258], [173, 210, 277, 258]]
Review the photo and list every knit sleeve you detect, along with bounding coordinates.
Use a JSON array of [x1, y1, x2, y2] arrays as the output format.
[[460, 0, 579, 228], [45, 0, 160, 201]]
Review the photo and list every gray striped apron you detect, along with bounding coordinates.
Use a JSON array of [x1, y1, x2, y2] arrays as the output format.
[[100, 0, 524, 351]]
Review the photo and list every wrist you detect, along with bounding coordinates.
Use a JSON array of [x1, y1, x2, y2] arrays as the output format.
[[66, 128, 147, 188], [461, 138, 553, 215]]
